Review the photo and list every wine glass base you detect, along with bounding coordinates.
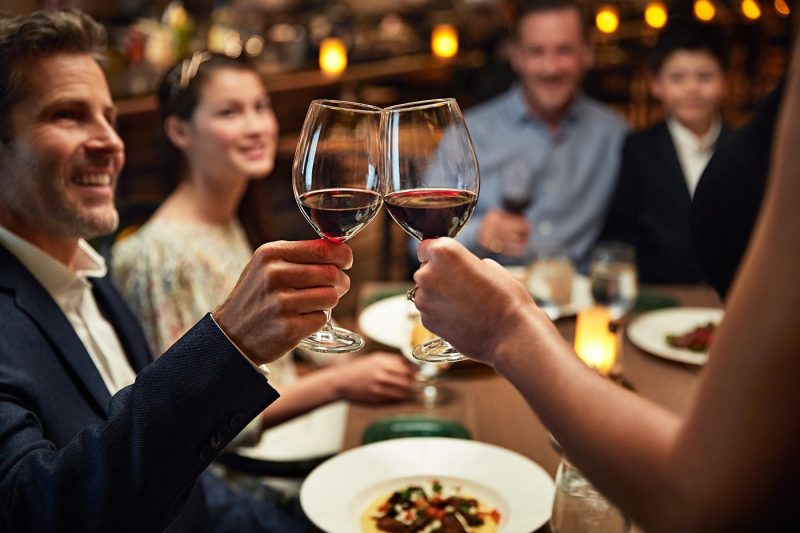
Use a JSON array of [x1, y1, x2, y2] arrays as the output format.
[[413, 382, 455, 409], [298, 326, 365, 354], [412, 337, 468, 363]]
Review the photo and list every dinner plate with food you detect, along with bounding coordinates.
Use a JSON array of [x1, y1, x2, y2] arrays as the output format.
[[626, 307, 725, 365], [300, 437, 555, 533]]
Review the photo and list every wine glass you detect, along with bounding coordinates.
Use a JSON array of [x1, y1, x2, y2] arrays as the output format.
[[589, 241, 638, 321], [500, 158, 535, 215], [381, 98, 480, 363], [404, 310, 453, 408], [293, 99, 383, 353]]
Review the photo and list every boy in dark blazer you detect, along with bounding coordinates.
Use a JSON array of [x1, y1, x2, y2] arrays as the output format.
[[601, 20, 732, 283]]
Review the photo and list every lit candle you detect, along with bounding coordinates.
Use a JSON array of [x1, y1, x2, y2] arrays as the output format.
[[319, 37, 347, 76], [431, 24, 459, 59], [574, 306, 617, 376]]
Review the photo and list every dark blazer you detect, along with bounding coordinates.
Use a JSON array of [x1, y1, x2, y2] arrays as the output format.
[[600, 121, 734, 284], [0, 243, 294, 532]]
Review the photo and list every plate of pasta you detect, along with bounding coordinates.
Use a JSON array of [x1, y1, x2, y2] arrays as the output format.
[[300, 437, 555, 533]]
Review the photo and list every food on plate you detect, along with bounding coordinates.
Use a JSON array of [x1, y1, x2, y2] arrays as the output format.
[[665, 322, 716, 352], [361, 479, 501, 533]]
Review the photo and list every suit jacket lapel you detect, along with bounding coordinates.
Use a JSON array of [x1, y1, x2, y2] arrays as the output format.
[[0, 245, 112, 414], [91, 277, 153, 373], [656, 122, 691, 199]]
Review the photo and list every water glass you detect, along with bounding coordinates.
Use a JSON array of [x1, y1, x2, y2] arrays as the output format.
[[550, 458, 632, 533], [528, 247, 574, 320], [589, 242, 638, 320]]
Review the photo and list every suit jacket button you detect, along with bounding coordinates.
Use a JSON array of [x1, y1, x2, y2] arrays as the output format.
[[217, 426, 232, 442], [210, 435, 223, 450]]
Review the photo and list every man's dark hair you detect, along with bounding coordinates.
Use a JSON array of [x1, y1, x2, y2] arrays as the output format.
[[648, 19, 730, 74], [512, 0, 590, 41], [0, 8, 107, 142]]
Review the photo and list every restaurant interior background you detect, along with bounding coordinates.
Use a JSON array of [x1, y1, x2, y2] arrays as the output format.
[[4, 0, 792, 321]]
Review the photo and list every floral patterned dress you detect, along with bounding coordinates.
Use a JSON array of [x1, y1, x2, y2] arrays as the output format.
[[112, 217, 295, 387]]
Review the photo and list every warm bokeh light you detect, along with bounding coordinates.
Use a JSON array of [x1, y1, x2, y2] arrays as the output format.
[[644, 1, 669, 29], [574, 306, 617, 376], [694, 0, 717, 21], [774, 0, 790, 16], [742, 0, 762, 19], [319, 37, 347, 75], [595, 6, 620, 34], [244, 35, 265, 56], [431, 24, 459, 59]]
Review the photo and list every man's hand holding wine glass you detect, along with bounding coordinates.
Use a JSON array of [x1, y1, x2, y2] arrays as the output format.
[[215, 239, 353, 366], [478, 209, 531, 257]]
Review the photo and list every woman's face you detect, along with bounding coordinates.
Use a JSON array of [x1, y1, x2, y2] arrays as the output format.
[[181, 67, 278, 185]]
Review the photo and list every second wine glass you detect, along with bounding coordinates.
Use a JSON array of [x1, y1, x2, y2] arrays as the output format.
[[381, 98, 480, 363], [293, 99, 383, 353]]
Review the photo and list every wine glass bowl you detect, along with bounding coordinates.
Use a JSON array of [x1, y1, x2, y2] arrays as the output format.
[[381, 98, 480, 363], [293, 99, 383, 353]]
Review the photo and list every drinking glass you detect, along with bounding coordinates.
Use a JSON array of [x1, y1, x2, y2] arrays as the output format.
[[500, 158, 535, 215], [528, 247, 575, 320], [381, 98, 480, 363], [404, 313, 452, 408], [589, 241, 638, 320], [550, 457, 633, 533], [293, 99, 382, 353]]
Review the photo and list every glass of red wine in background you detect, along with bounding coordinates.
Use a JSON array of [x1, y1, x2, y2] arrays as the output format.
[[500, 158, 535, 215], [381, 98, 480, 363], [293, 99, 383, 353]]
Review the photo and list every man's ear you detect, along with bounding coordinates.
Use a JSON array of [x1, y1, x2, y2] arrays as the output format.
[[164, 116, 191, 151]]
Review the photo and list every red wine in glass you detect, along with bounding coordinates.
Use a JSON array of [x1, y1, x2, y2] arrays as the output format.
[[299, 188, 382, 243], [384, 188, 477, 241], [501, 195, 532, 215]]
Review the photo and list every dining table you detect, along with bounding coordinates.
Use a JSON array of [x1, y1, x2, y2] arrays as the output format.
[[339, 280, 722, 532]]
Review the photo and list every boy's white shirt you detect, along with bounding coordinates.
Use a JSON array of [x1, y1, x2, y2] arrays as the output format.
[[666, 115, 722, 198]]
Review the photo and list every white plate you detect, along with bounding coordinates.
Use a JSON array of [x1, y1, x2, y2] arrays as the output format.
[[237, 400, 348, 462], [527, 274, 593, 319], [300, 437, 555, 533], [627, 307, 724, 365], [358, 294, 416, 350]]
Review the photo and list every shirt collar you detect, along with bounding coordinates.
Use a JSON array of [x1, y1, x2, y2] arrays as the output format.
[[0, 224, 107, 297], [666, 115, 722, 153], [508, 83, 586, 129]]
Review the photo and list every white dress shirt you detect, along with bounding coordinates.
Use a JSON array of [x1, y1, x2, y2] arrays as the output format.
[[667, 116, 722, 198], [0, 226, 269, 395], [0, 226, 136, 395]]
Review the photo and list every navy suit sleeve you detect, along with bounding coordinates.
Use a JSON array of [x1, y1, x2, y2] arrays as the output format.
[[0, 314, 279, 532]]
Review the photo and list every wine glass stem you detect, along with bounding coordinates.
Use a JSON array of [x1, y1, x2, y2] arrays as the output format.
[[321, 309, 335, 334]]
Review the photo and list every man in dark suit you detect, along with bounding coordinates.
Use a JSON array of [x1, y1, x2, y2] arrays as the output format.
[[0, 8, 351, 532], [601, 20, 732, 284]]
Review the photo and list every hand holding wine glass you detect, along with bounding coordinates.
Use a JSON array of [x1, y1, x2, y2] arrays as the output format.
[[293, 99, 382, 353], [381, 98, 479, 363]]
